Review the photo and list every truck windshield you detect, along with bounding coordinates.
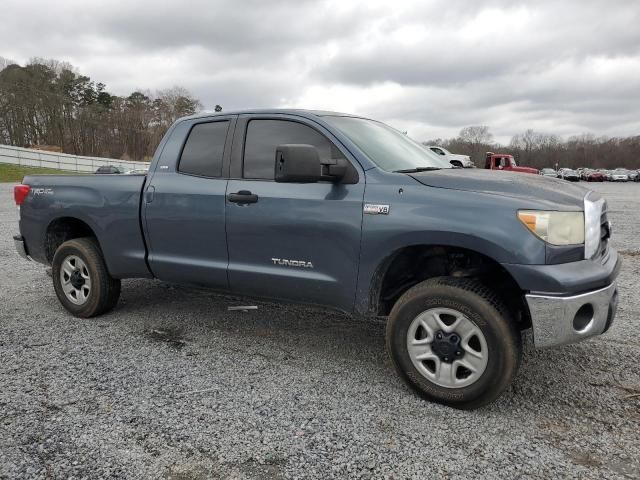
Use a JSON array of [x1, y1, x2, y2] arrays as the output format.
[[324, 116, 452, 172]]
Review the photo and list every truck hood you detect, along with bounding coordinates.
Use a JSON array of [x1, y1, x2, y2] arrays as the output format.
[[409, 168, 587, 209]]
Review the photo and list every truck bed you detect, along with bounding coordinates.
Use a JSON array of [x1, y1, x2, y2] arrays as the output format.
[[18, 174, 152, 279]]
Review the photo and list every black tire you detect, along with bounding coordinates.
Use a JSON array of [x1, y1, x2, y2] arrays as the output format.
[[386, 277, 521, 409], [52, 237, 121, 318]]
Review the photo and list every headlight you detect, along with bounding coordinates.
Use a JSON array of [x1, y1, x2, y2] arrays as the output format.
[[518, 210, 585, 245], [584, 196, 605, 258]]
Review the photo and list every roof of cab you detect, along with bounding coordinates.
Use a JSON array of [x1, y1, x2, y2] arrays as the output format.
[[178, 108, 362, 122]]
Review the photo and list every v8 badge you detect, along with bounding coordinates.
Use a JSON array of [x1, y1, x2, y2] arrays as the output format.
[[364, 204, 390, 215]]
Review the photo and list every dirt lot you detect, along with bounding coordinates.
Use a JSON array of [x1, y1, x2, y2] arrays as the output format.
[[0, 181, 639, 479]]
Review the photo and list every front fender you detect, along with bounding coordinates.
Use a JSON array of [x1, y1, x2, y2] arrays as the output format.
[[353, 176, 547, 314]]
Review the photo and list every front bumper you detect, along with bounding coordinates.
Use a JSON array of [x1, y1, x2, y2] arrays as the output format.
[[526, 282, 618, 348], [503, 245, 621, 348], [503, 248, 620, 296], [13, 235, 31, 261]]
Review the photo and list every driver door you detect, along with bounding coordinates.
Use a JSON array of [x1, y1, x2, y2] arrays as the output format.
[[225, 115, 365, 311]]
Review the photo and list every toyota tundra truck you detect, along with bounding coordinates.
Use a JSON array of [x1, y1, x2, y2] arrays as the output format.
[[13, 110, 620, 409]]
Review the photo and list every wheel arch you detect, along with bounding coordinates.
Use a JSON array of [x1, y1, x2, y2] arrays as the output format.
[[367, 244, 531, 329], [44, 216, 103, 264]]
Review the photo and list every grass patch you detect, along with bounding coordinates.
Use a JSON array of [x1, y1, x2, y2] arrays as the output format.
[[0, 163, 81, 182]]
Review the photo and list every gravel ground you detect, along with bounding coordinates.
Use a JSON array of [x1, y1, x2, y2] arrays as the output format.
[[0, 181, 639, 479]]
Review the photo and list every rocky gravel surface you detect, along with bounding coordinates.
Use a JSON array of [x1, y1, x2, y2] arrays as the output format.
[[0, 181, 639, 479]]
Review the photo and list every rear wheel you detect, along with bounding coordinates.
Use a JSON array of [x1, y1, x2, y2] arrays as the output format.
[[386, 277, 521, 409], [52, 237, 121, 318]]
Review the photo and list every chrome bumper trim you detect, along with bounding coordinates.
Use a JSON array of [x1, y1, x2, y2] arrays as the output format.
[[526, 282, 618, 348], [13, 235, 31, 261]]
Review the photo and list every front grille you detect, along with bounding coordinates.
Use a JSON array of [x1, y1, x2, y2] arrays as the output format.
[[598, 206, 610, 260]]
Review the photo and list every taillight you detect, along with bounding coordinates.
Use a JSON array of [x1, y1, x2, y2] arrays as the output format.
[[14, 184, 30, 206]]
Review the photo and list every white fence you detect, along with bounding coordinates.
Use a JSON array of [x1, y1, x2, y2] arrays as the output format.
[[0, 144, 150, 173]]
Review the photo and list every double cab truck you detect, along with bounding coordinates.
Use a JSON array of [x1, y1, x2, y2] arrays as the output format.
[[484, 152, 538, 174], [13, 110, 620, 409]]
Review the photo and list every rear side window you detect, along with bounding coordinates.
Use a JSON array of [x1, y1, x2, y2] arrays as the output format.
[[243, 119, 344, 179], [178, 121, 229, 177]]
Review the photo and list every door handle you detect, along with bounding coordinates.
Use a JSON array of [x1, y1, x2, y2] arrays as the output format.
[[228, 190, 258, 204], [145, 186, 155, 203]]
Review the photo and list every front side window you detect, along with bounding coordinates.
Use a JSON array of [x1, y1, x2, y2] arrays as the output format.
[[178, 121, 229, 177], [243, 119, 345, 179]]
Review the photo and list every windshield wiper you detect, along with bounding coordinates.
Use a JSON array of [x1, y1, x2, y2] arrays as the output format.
[[393, 167, 442, 173]]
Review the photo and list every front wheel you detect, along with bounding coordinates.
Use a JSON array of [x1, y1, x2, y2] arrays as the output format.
[[386, 277, 521, 409], [52, 237, 121, 318]]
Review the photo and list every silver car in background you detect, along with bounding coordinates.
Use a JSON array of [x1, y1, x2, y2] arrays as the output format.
[[611, 168, 629, 182]]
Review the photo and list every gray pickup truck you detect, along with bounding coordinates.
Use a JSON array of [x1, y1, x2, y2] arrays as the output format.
[[13, 109, 620, 409]]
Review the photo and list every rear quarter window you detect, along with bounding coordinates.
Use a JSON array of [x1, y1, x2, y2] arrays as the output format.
[[178, 121, 229, 177]]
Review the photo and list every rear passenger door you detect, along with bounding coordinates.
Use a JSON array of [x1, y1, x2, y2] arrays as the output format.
[[225, 115, 365, 311], [143, 116, 235, 288]]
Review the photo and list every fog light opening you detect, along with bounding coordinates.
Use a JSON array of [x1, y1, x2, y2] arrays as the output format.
[[573, 304, 594, 333]]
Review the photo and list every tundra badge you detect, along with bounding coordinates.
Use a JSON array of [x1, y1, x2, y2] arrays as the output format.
[[271, 258, 314, 268], [364, 204, 390, 215]]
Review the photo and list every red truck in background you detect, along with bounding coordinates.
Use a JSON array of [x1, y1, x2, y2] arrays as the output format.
[[484, 152, 538, 174]]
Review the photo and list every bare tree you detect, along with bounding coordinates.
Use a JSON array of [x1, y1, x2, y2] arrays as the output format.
[[456, 126, 495, 163], [459, 125, 493, 145], [0, 56, 16, 71]]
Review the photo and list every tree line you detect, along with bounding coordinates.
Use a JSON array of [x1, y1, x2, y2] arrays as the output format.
[[424, 126, 640, 170], [0, 58, 202, 160], [2, 57, 638, 168]]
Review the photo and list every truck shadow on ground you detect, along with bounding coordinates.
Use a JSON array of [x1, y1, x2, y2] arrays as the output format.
[[107, 278, 635, 412]]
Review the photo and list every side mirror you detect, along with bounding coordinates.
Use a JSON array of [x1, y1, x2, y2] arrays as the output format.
[[275, 144, 322, 183], [274, 144, 348, 183]]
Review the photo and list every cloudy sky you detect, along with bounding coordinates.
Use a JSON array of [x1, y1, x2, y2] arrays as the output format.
[[2, 0, 639, 143]]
